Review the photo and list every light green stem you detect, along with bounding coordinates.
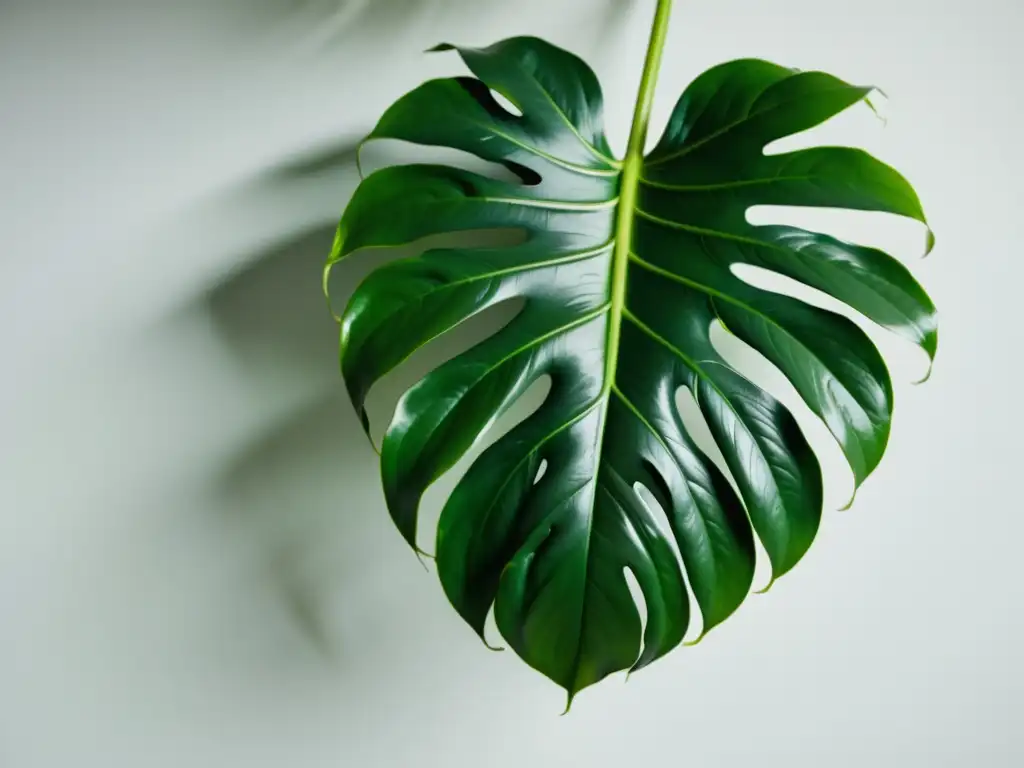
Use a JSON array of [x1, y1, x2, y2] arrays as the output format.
[[602, 0, 673, 392], [625, 0, 674, 161]]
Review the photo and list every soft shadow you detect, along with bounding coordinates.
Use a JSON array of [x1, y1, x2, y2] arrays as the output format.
[[212, 385, 385, 659], [227, 0, 642, 55], [188, 138, 389, 658], [192, 137, 511, 657], [227, 0, 481, 50], [206, 224, 338, 387], [257, 136, 363, 183]]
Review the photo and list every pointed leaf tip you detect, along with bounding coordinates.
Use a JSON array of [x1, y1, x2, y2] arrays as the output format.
[[838, 485, 858, 512], [560, 693, 575, 716], [357, 407, 371, 436], [864, 86, 890, 125], [682, 632, 706, 647], [924, 227, 936, 257], [912, 359, 935, 386], [413, 549, 433, 572], [480, 635, 505, 653]]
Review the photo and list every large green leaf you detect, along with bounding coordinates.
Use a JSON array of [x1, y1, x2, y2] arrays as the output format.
[[325, 4, 936, 706]]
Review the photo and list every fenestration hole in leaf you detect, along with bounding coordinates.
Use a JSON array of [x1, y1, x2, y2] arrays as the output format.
[[730, 262, 848, 312], [327, 228, 524, 347], [633, 480, 703, 644], [706, 319, 855, 515], [745, 203, 925, 261], [363, 293, 527, 451], [503, 159, 542, 187], [454, 76, 522, 122], [673, 385, 738, 498], [534, 458, 548, 484], [360, 137, 523, 184], [621, 567, 648, 667], [675, 382, 774, 593], [729, 262, 930, 386], [418, 372, 552, 555], [489, 88, 524, 118]]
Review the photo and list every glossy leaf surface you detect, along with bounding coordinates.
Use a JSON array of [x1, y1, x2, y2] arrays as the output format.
[[326, 34, 935, 704]]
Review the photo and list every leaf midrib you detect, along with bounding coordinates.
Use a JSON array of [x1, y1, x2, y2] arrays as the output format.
[[560, 0, 674, 704]]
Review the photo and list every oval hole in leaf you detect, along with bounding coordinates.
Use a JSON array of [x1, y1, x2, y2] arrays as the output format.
[[501, 159, 542, 187], [533, 458, 548, 485], [489, 88, 524, 118]]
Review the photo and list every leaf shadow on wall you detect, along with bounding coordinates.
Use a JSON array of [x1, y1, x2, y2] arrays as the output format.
[[196, 140, 524, 662], [230, 0, 640, 51]]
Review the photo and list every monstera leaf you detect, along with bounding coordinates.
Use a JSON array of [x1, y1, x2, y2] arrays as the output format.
[[325, 1, 936, 706]]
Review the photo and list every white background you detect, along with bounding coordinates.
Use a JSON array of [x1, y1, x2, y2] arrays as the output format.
[[1, 1, 1019, 765]]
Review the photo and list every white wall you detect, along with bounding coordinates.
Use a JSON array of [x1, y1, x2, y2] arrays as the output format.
[[2, 1, 1020, 765]]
